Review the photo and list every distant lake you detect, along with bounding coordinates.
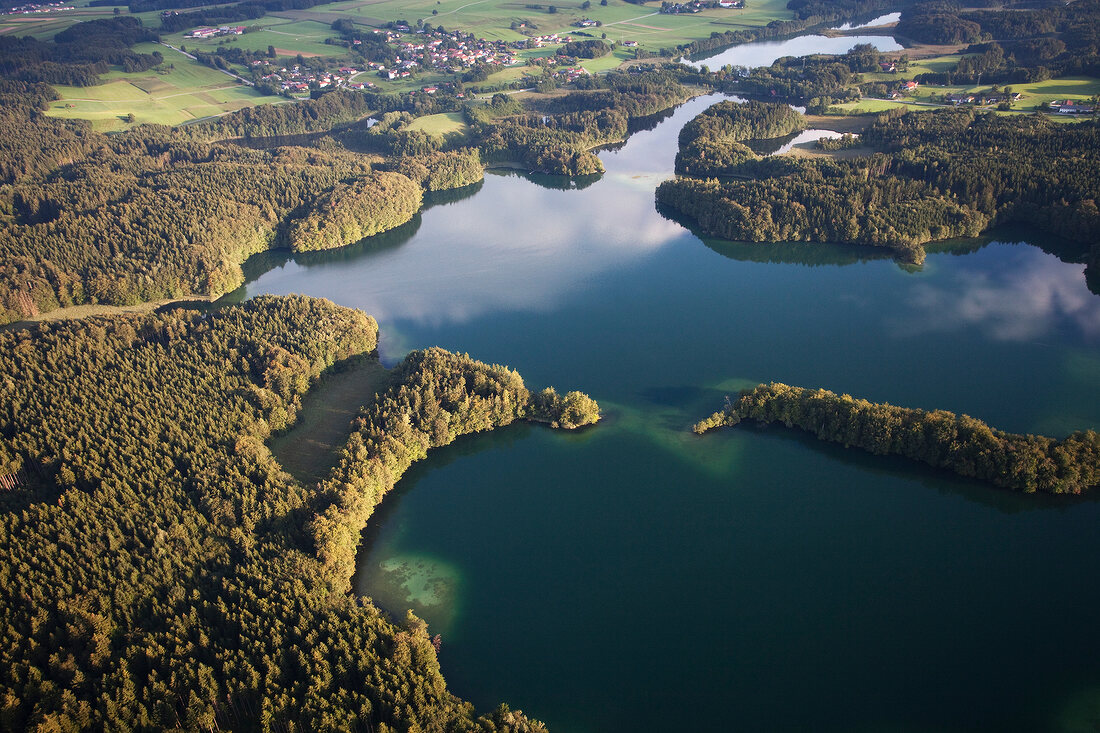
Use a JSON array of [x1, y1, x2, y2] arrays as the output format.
[[242, 93, 1100, 732], [686, 32, 903, 69], [836, 11, 901, 30]]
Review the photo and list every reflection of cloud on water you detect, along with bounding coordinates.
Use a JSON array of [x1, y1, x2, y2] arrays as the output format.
[[247, 172, 687, 333], [892, 246, 1100, 342]]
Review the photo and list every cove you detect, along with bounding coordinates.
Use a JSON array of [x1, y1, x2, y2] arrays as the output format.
[[241, 93, 1100, 731]]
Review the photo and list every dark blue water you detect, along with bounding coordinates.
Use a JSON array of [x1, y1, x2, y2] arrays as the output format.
[[243, 94, 1100, 732]]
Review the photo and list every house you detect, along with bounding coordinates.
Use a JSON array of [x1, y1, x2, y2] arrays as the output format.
[[904, 80, 918, 91], [879, 61, 896, 72], [622, 40, 638, 47], [1051, 99, 1095, 114]]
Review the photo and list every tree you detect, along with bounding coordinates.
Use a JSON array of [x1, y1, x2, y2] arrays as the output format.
[[548, 4, 557, 11]]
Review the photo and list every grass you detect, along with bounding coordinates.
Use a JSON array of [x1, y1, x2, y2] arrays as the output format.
[[44, 43, 286, 131], [406, 110, 469, 140], [165, 19, 339, 57], [268, 357, 391, 485]]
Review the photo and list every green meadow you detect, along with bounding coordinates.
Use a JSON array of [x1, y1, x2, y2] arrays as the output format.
[[44, 43, 286, 131], [165, 19, 339, 57], [406, 110, 470, 142]]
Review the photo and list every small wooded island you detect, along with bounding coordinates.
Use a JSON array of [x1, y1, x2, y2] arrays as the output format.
[[695, 383, 1100, 494]]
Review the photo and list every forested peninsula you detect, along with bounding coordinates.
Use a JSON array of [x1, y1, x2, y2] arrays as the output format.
[[657, 104, 1100, 269], [0, 294, 598, 729], [694, 383, 1100, 494]]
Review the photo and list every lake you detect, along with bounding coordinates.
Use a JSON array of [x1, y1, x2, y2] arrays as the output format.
[[685, 32, 902, 69], [243, 93, 1100, 731]]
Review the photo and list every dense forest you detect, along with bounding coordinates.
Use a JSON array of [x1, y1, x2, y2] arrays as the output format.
[[0, 295, 597, 729], [895, 0, 1100, 81], [287, 171, 423, 252], [657, 107, 1100, 268], [694, 383, 1100, 494], [0, 17, 160, 87], [675, 100, 804, 176]]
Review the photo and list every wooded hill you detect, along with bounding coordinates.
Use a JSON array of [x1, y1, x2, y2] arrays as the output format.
[[657, 105, 1100, 270], [675, 100, 805, 177], [694, 382, 1100, 494], [0, 295, 597, 729]]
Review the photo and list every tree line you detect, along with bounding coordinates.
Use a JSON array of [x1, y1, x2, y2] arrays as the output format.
[[694, 382, 1100, 494]]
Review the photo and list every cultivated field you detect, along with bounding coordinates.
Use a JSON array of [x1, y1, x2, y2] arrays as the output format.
[[44, 43, 286, 131]]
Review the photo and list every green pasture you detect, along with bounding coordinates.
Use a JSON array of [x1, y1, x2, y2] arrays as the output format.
[[166, 19, 339, 57], [579, 46, 633, 72], [861, 53, 960, 83], [406, 110, 469, 140], [44, 44, 285, 131]]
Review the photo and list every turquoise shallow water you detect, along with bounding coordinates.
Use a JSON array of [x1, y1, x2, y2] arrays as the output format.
[[243, 93, 1100, 731]]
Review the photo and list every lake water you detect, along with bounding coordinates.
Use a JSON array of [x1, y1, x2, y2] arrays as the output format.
[[836, 11, 901, 30], [686, 33, 903, 69], [242, 94, 1100, 731]]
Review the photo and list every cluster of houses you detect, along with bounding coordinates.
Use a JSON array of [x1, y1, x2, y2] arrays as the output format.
[[257, 63, 375, 93], [943, 91, 1021, 106], [2, 2, 73, 14], [660, 0, 741, 13], [516, 33, 574, 49], [186, 26, 246, 39], [551, 65, 591, 83], [1047, 99, 1096, 114], [364, 28, 520, 78]]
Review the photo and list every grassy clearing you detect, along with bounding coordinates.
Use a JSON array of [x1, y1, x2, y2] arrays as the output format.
[[406, 110, 469, 139], [269, 357, 392, 485], [44, 44, 285, 131], [579, 47, 634, 73]]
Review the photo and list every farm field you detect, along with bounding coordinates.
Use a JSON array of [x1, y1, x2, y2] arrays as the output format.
[[164, 19, 339, 57], [44, 43, 286, 131], [308, 0, 797, 50], [0, 3, 119, 39]]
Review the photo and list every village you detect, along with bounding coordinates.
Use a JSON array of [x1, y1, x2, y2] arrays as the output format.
[[1, 1, 72, 14], [660, 0, 742, 14], [256, 62, 376, 93], [362, 26, 523, 79], [185, 25, 246, 39]]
